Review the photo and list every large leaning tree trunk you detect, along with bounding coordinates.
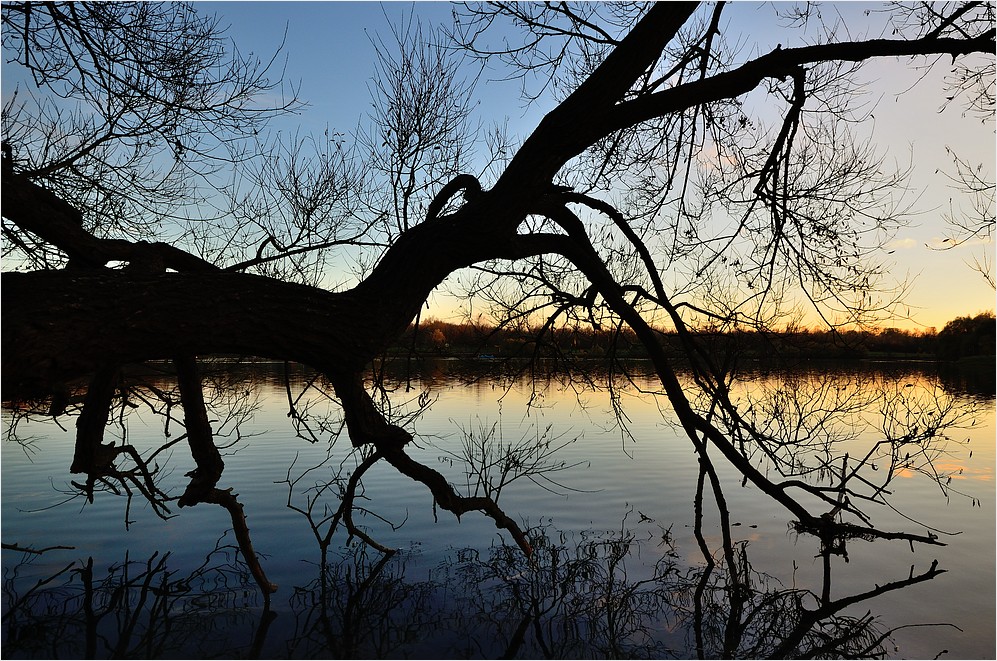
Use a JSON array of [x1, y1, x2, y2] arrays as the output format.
[[3, 2, 994, 575]]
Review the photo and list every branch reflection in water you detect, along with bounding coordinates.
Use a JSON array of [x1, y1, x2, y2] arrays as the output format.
[[2, 534, 270, 659], [1, 359, 993, 658], [2, 506, 954, 659]]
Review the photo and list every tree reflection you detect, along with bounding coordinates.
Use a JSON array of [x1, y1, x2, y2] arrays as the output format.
[[4, 496, 956, 659], [684, 457, 949, 659], [286, 546, 439, 659], [2, 534, 268, 659], [4, 359, 987, 616]]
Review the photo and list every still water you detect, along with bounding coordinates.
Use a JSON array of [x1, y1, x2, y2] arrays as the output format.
[[2, 359, 994, 659]]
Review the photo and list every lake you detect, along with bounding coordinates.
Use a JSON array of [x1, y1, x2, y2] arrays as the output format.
[[2, 359, 994, 659]]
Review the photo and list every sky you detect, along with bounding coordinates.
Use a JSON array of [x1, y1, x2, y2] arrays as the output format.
[[7, 1, 995, 330], [199, 1, 994, 331], [201, 2, 550, 155]]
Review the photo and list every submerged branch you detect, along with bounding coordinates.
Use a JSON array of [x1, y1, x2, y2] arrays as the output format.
[[175, 355, 225, 507], [201, 487, 278, 602], [378, 443, 533, 557]]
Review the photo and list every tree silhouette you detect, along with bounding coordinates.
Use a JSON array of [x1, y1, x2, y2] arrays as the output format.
[[2, 2, 993, 595], [936, 311, 997, 359]]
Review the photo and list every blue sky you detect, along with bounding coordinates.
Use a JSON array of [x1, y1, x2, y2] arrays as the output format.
[[5, 2, 993, 329], [202, 2, 544, 136], [200, 1, 993, 329]]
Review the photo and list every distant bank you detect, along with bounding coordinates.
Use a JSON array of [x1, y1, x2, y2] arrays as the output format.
[[390, 312, 996, 362]]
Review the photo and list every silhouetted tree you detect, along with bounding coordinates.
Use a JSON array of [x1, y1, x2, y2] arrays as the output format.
[[936, 311, 997, 359], [2, 2, 994, 594]]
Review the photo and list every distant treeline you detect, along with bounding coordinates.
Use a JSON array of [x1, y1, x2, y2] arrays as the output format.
[[393, 312, 996, 362]]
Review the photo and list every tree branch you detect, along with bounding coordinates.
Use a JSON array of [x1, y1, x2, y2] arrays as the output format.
[[609, 31, 996, 134], [1, 171, 219, 272], [174, 355, 225, 507]]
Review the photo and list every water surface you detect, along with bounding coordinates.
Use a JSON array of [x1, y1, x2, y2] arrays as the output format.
[[2, 359, 993, 658]]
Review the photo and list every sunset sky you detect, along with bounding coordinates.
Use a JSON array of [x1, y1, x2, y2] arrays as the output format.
[[200, 1, 993, 331], [7, 2, 994, 330]]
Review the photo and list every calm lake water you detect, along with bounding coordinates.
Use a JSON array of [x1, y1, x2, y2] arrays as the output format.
[[2, 359, 994, 659]]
